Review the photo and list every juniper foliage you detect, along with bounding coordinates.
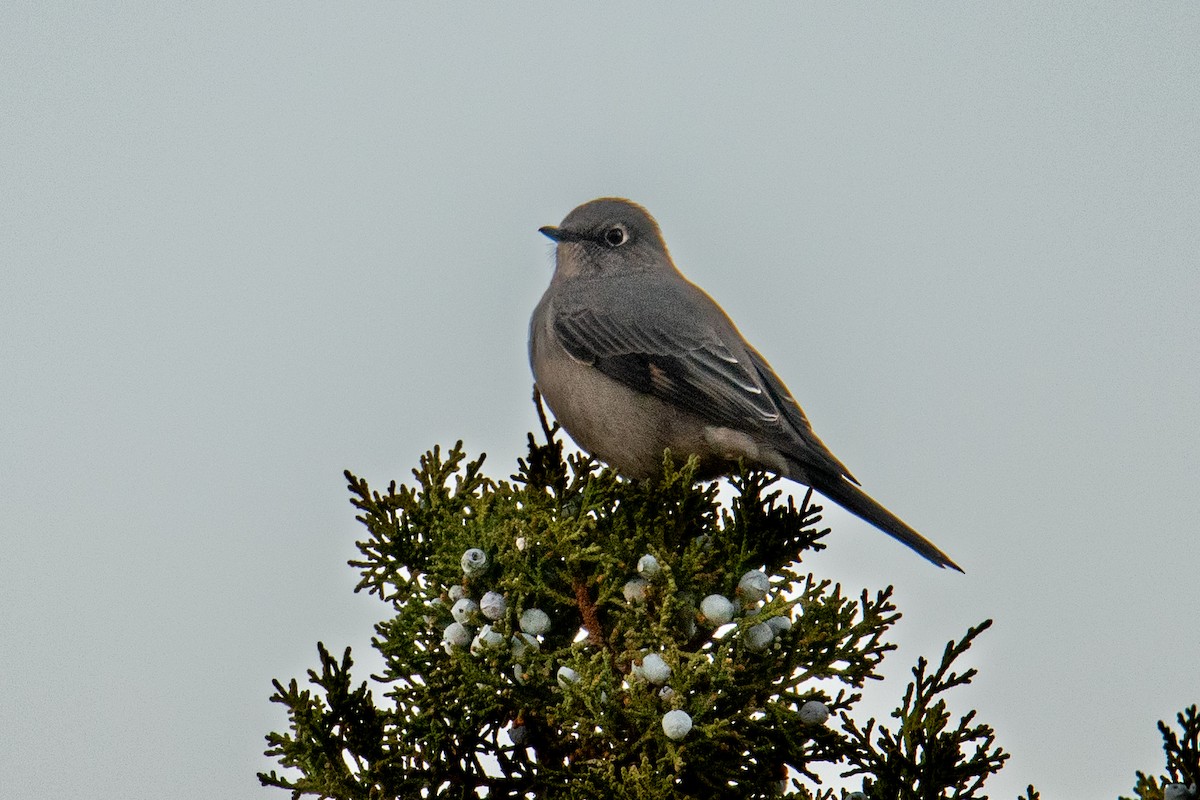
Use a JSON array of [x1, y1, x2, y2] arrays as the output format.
[[1121, 705, 1200, 800], [260, 423, 1013, 798]]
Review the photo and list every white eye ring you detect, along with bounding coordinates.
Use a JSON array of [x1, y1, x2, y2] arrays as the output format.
[[603, 225, 628, 247]]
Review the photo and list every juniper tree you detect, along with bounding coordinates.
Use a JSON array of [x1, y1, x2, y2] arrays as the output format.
[[259, 417, 1013, 798], [1122, 706, 1200, 800]]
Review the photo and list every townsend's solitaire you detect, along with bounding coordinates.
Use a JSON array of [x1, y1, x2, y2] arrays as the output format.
[[529, 197, 961, 571]]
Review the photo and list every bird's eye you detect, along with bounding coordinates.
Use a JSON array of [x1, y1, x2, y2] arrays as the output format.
[[603, 226, 628, 247]]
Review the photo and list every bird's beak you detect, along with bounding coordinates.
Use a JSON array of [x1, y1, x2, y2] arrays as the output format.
[[539, 226, 586, 243]]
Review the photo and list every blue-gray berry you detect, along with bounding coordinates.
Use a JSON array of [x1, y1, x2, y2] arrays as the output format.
[[556, 666, 580, 688], [480, 591, 506, 620], [470, 625, 504, 655], [443, 622, 471, 649], [460, 548, 488, 576], [744, 622, 775, 651], [519, 608, 551, 636], [799, 699, 829, 725], [737, 569, 770, 603], [510, 632, 539, 660], [636, 554, 661, 578], [623, 578, 648, 603], [451, 597, 479, 625], [641, 653, 672, 685], [661, 709, 692, 740], [700, 594, 735, 625]]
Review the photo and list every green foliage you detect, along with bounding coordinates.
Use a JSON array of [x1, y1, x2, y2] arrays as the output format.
[[837, 621, 1007, 799], [260, 424, 1013, 798], [1121, 706, 1200, 800]]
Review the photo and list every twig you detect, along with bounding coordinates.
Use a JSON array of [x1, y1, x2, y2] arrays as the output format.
[[572, 577, 605, 648]]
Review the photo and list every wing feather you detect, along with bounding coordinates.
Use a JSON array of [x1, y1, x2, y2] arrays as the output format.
[[554, 307, 780, 434], [549, 277, 855, 481]]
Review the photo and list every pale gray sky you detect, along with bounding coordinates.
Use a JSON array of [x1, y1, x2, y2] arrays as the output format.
[[2, 4, 1197, 799]]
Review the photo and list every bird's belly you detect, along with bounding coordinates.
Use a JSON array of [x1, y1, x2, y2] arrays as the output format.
[[533, 347, 746, 480]]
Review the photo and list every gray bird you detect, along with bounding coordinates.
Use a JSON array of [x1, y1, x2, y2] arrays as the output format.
[[529, 197, 962, 572]]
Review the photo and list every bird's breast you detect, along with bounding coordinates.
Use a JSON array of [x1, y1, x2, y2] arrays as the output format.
[[531, 316, 767, 480]]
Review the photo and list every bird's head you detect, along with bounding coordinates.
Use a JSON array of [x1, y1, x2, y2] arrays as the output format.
[[540, 197, 673, 279]]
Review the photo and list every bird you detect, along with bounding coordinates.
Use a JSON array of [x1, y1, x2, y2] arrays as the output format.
[[529, 197, 962, 571]]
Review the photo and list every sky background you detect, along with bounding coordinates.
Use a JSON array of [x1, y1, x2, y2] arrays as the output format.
[[3, 4, 1198, 798]]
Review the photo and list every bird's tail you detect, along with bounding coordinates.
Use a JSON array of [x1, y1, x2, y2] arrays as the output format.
[[811, 474, 964, 572]]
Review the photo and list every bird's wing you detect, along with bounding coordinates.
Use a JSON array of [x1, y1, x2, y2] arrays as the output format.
[[741, 344, 857, 483], [554, 304, 777, 425], [550, 279, 853, 479]]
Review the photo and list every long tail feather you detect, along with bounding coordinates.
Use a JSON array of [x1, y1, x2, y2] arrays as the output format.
[[811, 474, 964, 572]]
